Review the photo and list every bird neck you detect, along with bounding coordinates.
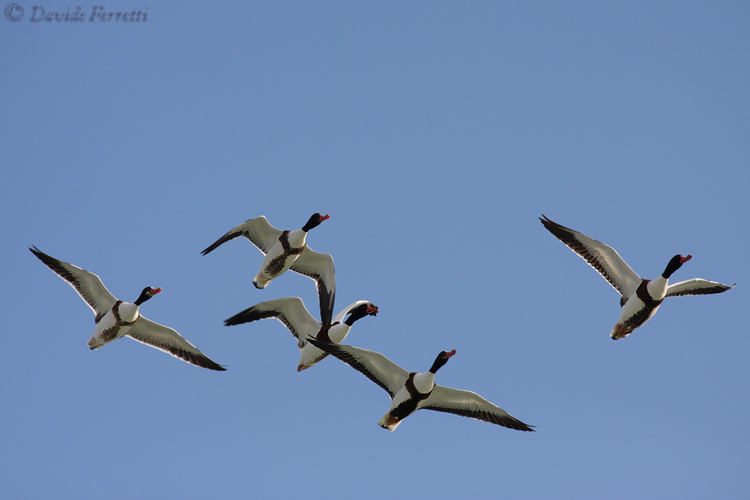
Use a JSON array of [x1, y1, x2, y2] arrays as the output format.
[[344, 306, 369, 326], [662, 255, 685, 279]]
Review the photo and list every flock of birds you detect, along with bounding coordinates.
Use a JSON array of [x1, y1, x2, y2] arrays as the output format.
[[30, 213, 735, 432]]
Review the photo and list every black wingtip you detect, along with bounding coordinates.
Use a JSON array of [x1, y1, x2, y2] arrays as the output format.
[[200, 359, 228, 371], [224, 313, 250, 327], [306, 335, 321, 346], [306, 336, 333, 351], [200, 242, 219, 256], [503, 416, 535, 432], [184, 352, 227, 371], [224, 309, 248, 326], [202, 361, 228, 371], [223, 306, 275, 327], [29, 246, 59, 268], [539, 214, 557, 227]]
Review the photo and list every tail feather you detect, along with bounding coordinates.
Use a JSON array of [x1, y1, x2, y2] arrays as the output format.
[[610, 323, 634, 340], [378, 413, 401, 431]]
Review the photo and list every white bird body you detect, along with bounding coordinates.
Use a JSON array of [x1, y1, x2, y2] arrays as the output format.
[[610, 276, 668, 338], [87, 299, 141, 349], [30, 246, 225, 370], [647, 276, 669, 300], [540, 215, 734, 339], [307, 338, 534, 432], [202, 213, 336, 325], [224, 297, 378, 371], [379, 371, 436, 431], [252, 227, 308, 289]]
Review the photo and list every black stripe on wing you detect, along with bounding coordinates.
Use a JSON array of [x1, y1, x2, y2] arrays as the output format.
[[30, 246, 78, 285], [224, 304, 309, 345], [29, 246, 115, 319], [539, 215, 621, 292], [127, 318, 226, 371], [201, 216, 281, 256], [307, 338, 398, 398], [224, 306, 283, 326], [425, 386, 535, 431], [317, 282, 335, 328], [425, 404, 535, 431], [291, 248, 336, 327], [161, 345, 227, 371], [666, 282, 735, 297], [201, 230, 246, 256]]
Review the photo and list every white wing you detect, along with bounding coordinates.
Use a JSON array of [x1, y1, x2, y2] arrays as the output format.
[[291, 247, 336, 326], [30, 246, 117, 322], [666, 279, 735, 297], [307, 339, 409, 398], [540, 215, 641, 299], [224, 297, 321, 348], [127, 316, 225, 371], [424, 386, 534, 431], [201, 216, 282, 256]]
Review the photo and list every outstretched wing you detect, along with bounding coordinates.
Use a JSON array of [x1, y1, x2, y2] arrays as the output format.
[[224, 297, 320, 348], [307, 339, 408, 398], [666, 279, 735, 297], [30, 246, 117, 322], [425, 386, 534, 431], [540, 215, 641, 299], [201, 216, 282, 256], [291, 247, 336, 326], [127, 316, 226, 371]]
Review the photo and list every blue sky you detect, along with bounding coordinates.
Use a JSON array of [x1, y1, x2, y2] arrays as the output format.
[[2, 2, 748, 498]]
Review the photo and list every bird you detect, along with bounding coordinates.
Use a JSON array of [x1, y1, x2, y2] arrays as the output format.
[[224, 297, 378, 371], [201, 213, 336, 325], [539, 215, 735, 339], [29, 246, 225, 370], [307, 338, 534, 432]]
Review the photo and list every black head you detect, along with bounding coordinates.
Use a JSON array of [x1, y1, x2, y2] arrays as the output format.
[[663, 254, 692, 279], [301, 213, 330, 232], [344, 303, 379, 326], [429, 349, 456, 374], [134, 286, 161, 305]]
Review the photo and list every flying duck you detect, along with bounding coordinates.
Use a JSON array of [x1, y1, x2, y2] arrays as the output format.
[[30, 246, 225, 370], [307, 338, 534, 432], [540, 215, 735, 339], [201, 213, 336, 325], [224, 297, 378, 371]]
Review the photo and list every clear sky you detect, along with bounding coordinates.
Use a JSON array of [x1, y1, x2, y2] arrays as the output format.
[[2, 2, 748, 499]]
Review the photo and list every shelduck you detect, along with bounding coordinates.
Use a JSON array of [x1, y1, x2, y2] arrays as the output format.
[[225, 297, 378, 371], [201, 213, 336, 325], [540, 215, 734, 339], [307, 338, 534, 432], [30, 246, 225, 370]]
